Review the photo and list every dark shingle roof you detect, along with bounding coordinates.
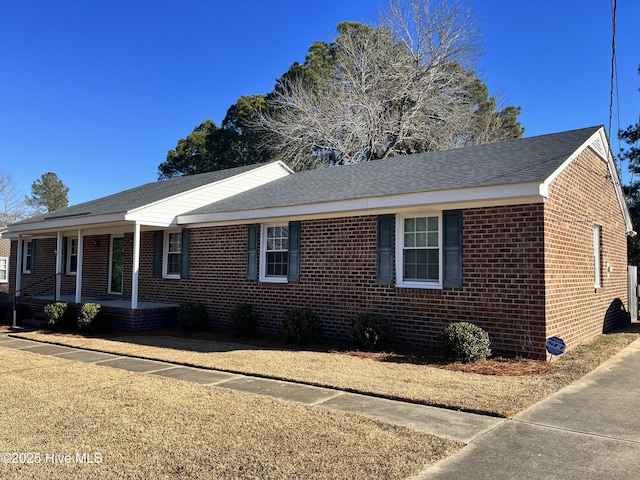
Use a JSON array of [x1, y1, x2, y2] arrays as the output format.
[[13, 163, 264, 225], [186, 126, 600, 216]]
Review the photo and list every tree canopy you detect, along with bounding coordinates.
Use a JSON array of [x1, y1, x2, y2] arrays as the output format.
[[26, 172, 69, 213], [0, 171, 29, 226], [158, 0, 523, 177]]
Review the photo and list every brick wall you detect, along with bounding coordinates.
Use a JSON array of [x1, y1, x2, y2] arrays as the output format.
[[6, 148, 627, 359], [544, 147, 629, 352], [137, 206, 548, 357]]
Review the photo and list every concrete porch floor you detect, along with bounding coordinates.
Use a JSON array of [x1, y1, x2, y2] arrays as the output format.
[[29, 294, 179, 310]]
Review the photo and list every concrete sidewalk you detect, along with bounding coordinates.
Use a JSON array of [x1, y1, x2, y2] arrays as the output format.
[[0, 332, 502, 444], [418, 339, 640, 479]]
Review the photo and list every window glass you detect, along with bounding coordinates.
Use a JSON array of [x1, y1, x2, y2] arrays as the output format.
[[0, 257, 7, 281], [68, 238, 78, 273], [167, 232, 182, 276], [23, 240, 33, 273], [403, 216, 439, 282], [265, 225, 288, 277]]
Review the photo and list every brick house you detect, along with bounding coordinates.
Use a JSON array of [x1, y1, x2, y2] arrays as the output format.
[[2, 126, 634, 358]]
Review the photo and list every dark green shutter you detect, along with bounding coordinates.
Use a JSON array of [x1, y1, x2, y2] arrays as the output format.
[[377, 215, 395, 284], [152, 231, 163, 278], [61, 237, 67, 274], [287, 221, 301, 282], [31, 239, 36, 273], [246, 224, 258, 280], [180, 228, 190, 278], [443, 210, 463, 287]]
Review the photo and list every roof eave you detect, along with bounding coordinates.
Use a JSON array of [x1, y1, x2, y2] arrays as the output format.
[[4, 212, 129, 237], [179, 182, 546, 226]]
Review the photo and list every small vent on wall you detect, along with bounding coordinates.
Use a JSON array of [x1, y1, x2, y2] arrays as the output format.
[[592, 136, 606, 158]]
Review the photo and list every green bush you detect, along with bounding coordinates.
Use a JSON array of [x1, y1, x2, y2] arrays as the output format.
[[229, 303, 259, 337], [179, 302, 209, 331], [440, 322, 492, 363], [45, 302, 75, 330], [77, 303, 106, 334], [350, 313, 394, 352], [283, 308, 322, 345]]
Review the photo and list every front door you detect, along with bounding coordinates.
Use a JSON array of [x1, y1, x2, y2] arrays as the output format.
[[109, 237, 124, 295]]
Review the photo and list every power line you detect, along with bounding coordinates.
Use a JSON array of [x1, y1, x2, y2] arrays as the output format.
[[608, 0, 617, 147]]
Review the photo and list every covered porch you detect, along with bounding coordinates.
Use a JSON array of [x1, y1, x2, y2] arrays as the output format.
[[18, 294, 180, 331]]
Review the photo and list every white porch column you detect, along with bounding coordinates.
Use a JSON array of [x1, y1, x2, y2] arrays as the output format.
[[131, 222, 140, 310], [15, 234, 23, 296], [75, 229, 84, 304], [55, 232, 63, 301]]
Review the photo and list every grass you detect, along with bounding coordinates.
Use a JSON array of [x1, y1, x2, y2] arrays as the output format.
[[0, 347, 459, 480], [11, 327, 640, 417]]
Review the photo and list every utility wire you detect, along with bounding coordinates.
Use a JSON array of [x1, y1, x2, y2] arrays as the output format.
[[608, 0, 617, 147]]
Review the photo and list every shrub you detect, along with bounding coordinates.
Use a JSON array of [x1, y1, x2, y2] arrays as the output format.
[[179, 302, 209, 331], [77, 303, 106, 334], [0, 303, 9, 325], [440, 322, 492, 363], [45, 302, 75, 331], [229, 303, 259, 337], [350, 313, 394, 352], [283, 308, 322, 345]]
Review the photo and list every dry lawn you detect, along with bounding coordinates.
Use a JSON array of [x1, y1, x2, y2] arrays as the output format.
[[0, 347, 459, 480], [13, 328, 640, 417]]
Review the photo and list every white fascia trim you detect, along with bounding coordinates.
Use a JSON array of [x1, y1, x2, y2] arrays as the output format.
[[543, 127, 634, 235], [543, 129, 603, 186], [126, 161, 293, 218], [178, 182, 545, 226], [4, 213, 128, 236]]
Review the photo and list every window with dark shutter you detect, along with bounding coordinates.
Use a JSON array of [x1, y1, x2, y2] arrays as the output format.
[[180, 228, 190, 279], [377, 215, 395, 284], [442, 210, 463, 287], [288, 221, 301, 282], [153, 231, 163, 278], [247, 224, 258, 280]]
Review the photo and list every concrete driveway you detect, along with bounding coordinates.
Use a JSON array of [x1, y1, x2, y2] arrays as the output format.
[[419, 339, 640, 479]]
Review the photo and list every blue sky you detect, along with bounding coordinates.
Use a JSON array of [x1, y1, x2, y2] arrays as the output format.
[[1, 0, 638, 205]]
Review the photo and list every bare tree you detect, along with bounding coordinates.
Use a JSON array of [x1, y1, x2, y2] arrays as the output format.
[[260, 0, 491, 170], [0, 171, 29, 227]]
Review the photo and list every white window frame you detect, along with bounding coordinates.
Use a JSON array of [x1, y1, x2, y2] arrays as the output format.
[[594, 223, 602, 288], [22, 240, 33, 274], [0, 257, 8, 283], [163, 230, 182, 279], [259, 223, 289, 283], [66, 237, 79, 275], [395, 212, 443, 289]]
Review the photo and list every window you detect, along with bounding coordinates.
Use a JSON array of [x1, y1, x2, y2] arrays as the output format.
[[396, 214, 442, 288], [260, 224, 289, 282], [22, 240, 33, 274], [0, 257, 8, 282], [164, 231, 182, 278], [594, 224, 602, 288], [67, 237, 78, 274]]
